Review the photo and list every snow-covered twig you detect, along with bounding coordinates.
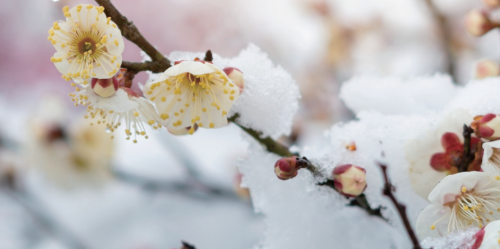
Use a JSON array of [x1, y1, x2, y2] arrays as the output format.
[[379, 163, 421, 249]]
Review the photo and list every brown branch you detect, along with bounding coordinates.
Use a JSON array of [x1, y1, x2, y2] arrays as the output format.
[[379, 163, 421, 249], [94, 0, 171, 75], [458, 124, 474, 173], [424, 0, 456, 81], [181, 241, 196, 249]]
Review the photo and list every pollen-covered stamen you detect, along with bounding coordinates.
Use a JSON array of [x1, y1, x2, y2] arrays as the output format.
[[439, 179, 500, 233], [48, 4, 124, 80]]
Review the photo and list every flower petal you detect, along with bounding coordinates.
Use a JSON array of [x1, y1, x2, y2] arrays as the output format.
[[416, 204, 452, 239], [428, 172, 483, 205]]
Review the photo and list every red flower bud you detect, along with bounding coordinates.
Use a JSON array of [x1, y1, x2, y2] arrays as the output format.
[[223, 67, 244, 94], [91, 77, 119, 97], [332, 164, 367, 197], [274, 157, 299, 180], [465, 10, 499, 37], [471, 114, 500, 141]]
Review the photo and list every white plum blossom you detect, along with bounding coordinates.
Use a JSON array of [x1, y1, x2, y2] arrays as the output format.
[[416, 172, 500, 240], [472, 220, 500, 249], [482, 141, 500, 175], [48, 4, 124, 81], [25, 97, 114, 188], [144, 59, 240, 134], [70, 79, 160, 143]]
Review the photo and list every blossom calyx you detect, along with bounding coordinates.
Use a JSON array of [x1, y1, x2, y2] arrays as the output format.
[[332, 164, 367, 197], [223, 67, 245, 94], [471, 220, 500, 249], [471, 114, 500, 141], [91, 77, 119, 97], [475, 60, 500, 79], [465, 10, 499, 36]]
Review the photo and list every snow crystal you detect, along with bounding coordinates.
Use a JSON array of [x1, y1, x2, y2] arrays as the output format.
[[340, 74, 457, 115], [146, 44, 300, 139], [420, 227, 479, 249]]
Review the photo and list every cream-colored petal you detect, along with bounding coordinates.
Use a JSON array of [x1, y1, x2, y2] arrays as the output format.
[[104, 24, 124, 55], [86, 87, 138, 112], [53, 51, 73, 76], [416, 204, 452, 239], [163, 61, 215, 77], [480, 220, 500, 249], [428, 172, 484, 205]]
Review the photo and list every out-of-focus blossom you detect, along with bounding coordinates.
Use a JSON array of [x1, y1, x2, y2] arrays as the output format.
[[332, 164, 366, 197], [483, 0, 500, 8], [465, 10, 499, 37], [471, 220, 500, 249], [416, 172, 500, 239], [345, 142, 357, 151], [482, 140, 500, 175], [223, 67, 245, 94], [472, 114, 500, 141], [144, 59, 240, 132], [474, 60, 500, 79], [407, 110, 479, 199], [26, 97, 114, 188], [167, 124, 198, 136], [71, 84, 160, 143], [48, 4, 124, 81], [274, 157, 299, 180]]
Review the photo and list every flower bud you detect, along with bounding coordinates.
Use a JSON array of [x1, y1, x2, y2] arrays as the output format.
[[475, 60, 500, 79], [465, 10, 498, 37], [471, 114, 500, 140], [167, 124, 198, 136], [91, 77, 119, 97], [332, 164, 367, 197], [274, 156, 298, 180], [223, 67, 244, 94], [483, 0, 500, 8]]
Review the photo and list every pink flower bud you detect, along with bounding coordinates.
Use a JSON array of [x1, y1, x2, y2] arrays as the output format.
[[91, 77, 119, 97], [483, 0, 500, 8], [465, 10, 498, 37], [223, 67, 244, 94], [475, 60, 500, 79], [471, 114, 500, 140], [167, 124, 198, 136], [333, 164, 367, 197], [274, 157, 299, 180]]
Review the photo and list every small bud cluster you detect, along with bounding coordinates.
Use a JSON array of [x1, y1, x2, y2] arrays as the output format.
[[274, 156, 309, 180]]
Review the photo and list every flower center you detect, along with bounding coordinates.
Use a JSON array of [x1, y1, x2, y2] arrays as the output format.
[[79, 38, 96, 54]]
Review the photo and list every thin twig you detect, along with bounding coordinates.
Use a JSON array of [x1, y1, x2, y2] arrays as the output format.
[[318, 180, 385, 219], [458, 124, 474, 173], [3, 186, 88, 249], [94, 0, 171, 75], [379, 163, 421, 249], [181, 241, 196, 249]]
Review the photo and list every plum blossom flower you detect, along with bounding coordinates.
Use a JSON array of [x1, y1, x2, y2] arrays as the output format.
[[69, 75, 160, 143], [332, 164, 367, 197], [143, 59, 240, 133], [472, 114, 500, 141], [482, 141, 500, 175], [471, 220, 500, 249], [48, 4, 124, 81], [416, 172, 500, 239], [407, 109, 480, 199], [26, 97, 114, 188]]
